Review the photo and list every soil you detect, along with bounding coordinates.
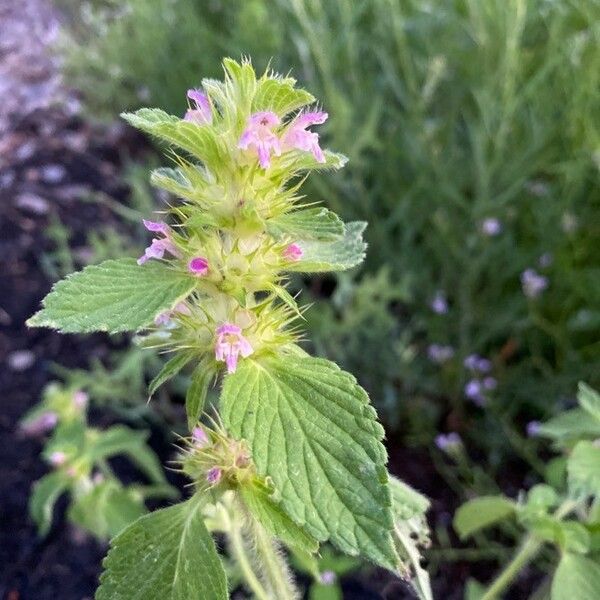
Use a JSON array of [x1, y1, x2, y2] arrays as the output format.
[[0, 1, 537, 599]]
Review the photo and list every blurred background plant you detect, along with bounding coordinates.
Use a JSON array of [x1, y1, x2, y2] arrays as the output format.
[[14, 0, 599, 596]]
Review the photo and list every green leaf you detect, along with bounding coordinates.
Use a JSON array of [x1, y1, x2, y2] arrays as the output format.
[[69, 481, 146, 539], [285, 222, 367, 273], [185, 359, 214, 430], [96, 496, 227, 600], [221, 356, 396, 569], [27, 258, 196, 334], [30, 472, 70, 536], [148, 352, 194, 396], [389, 476, 430, 521], [122, 109, 226, 167], [578, 383, 600, 423], [240, 480, 319, 555], [89, 426, 167, 484], [454, 496, 515, 540], [539, 409, 600, 442], [551, 553, 600, 600], [253, 77, 315, 117], [267, 207, 345, 241], [568, 441, 600, 497], [150, 167, 210, 205]]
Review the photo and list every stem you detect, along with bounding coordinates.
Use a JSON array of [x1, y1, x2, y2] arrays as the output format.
[[481, 500, 577, 600]]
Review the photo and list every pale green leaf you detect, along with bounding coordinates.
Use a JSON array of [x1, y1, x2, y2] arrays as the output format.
[[185, 359, 214, 430], [221, 356, 396, 569], [69, 481, 146, 539], [96, 496, 227, 600], [253, 77, 315, 117], [285, 222, 367, 273], [539, 409, 600, 441], [148, 352, 194, 396], [454, 496, 515, 540], [277, 149, 348, 174], [267, 207, 345, 241], [27, 258, 196, 334], [240, 481, 319, 555], [578, 383, 600, 423], [389, 476, 430, 521], [122, 109, 226, 166], [30, 472, 70, 536], [568, 441, 600, 497], [551, 553, 600, 600]]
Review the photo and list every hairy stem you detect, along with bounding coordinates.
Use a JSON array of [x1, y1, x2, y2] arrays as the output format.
[[481, 499, 577, 600]]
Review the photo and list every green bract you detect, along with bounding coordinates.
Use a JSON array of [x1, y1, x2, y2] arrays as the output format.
[[27, 58, 430, 599]]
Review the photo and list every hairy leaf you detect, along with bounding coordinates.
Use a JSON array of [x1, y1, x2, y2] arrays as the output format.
[[454, 496, 515, 540], [253, 77, 315, 117], [96, 496, 227, 600], [221, 356, 396, 569], [27, 258, 195, 334], [539, 409, 600, 441], [285, 222, 367, 273], [568, 441, 600, 497], [551, 553, 600, 600], [185, 359, 214, 430], [267, 207, 345, 241], [148, 352, 194, 397]]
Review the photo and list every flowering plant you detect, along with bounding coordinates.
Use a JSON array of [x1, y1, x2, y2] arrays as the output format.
[[28, 59, 431, 599]]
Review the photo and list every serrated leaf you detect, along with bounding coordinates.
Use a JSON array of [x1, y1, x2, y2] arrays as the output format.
[[578, 383, 600, 423], [122, 109, 226, 166], [539, 409, 600, 441], [253, 77, 315, 117], [277, 149, 348, 175], [89, 426, 167, 484], [267, 207, 345, 241], [221, 356, 396, 569], [240, 481, 319, 555], [285, 222, 367, 273], [96, 496, 227, 600], [454, 496, 515, 540], [149, 352, 194, 397], [27, 258, 196, 334], [568, 441, 600, 497], [551, 553, 600, 600], [186, 359, 214, 430], [69, 481, 146, 539], [389, 476, 430, 521], [29, 472, 70, 536]]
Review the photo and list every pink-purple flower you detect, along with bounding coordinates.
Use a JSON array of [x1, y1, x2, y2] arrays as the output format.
[[281, 111, 328, 163], [49, 451, 66, 467], [435, 432, 462, 452], [184, 89, 212, 125], [192, 426, 209, 447], [188, 256, 209, 276], [238, 111, 282, 169], [427, 344, 454, 364], [282, 243, 303, 261], [481, 217, 502, 236], [138, 219, 181, 265], [73, 390, 88, 409], [464, 354, 492, 373], [430, 291, 449, 315], [214, 323, 253, 373], [20, 411, 58, 436], [526, 421, 541, 437], [521, 268, 548, 298], [206, 466, 222, 485]]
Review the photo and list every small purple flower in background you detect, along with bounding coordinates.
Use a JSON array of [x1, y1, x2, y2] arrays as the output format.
[[526, 421, 541, 437], [538, 252, 553, 268], [184, 89, 212, 125], [192, 426, 209, 447], [238, 111, 282, 169], [435, 432, 462, 452], [430, 291, 448, 314], [206, 467, 222, 485], [561, 212, 578, 233], [521, 268, 548, 298], [427, 344, 455, 364], [483, 376, 497, 391], [188, 256, 209, 276], [464, 354, 491, 373], [464, 379, 486, 406], [49, 451, 66, 467], [282, 243, 303, 261], [73, 390, 88, 409], [319, 571, 336, 585], [215, 323, 254, 373], [138, 219, 182, 265], [281, 111, 328, 163], [21, 411, 58, 436], [481, 217, 502, 236]]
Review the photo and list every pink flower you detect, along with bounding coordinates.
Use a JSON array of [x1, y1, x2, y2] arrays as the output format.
[[49, 451, 66, 467], [138, 219, 181, 265], [20, 411, 58, 436], [184, 89, 212, 125], [214, 323, 253, 373], [73, 391, 88, 409], [206, 467, 222, 485], [188, 256, 209, 276], [192, 427, 209, 447], [283, 243, 303, 261], [154, 302, 191, 327], [281, 111, 328, 163], [238, 111, 281, 169]]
